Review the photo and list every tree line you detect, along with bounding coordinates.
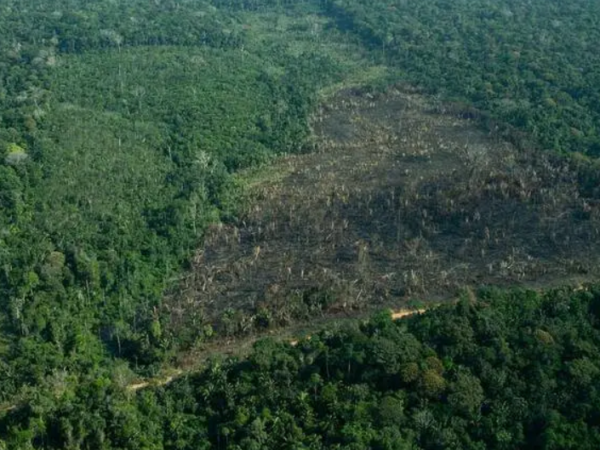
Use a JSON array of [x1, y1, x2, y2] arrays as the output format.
[[3, 286, 600, 449]]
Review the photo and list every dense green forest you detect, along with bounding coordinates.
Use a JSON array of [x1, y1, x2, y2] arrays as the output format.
[[326, 0, 600, 157], [3, 287, 600, 449], [2, 0, 600, 448], [0, 0, 346, 397]]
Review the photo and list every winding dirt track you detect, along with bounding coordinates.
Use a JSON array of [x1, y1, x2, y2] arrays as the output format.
[[126, 307, 427, 392], [391, 308, 426, 320]]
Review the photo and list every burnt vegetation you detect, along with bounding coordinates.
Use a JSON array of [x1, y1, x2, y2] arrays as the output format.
[[167, 87, 600, 343]]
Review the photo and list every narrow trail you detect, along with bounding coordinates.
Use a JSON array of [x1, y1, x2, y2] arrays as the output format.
[[391, 308, 426, 320], [126, 370, 184, 392], [126, 307, 428, 393]]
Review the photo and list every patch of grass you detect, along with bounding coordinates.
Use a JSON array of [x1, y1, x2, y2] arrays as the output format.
[[318, 64, 390, 99], [234, 160, 295, 190], [239, 10, 392, 99]]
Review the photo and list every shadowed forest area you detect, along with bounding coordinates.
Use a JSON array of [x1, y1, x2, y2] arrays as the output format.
[[2, 0, 600, 448]]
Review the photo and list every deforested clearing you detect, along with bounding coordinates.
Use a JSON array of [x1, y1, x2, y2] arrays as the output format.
[[166, 86, 600, 338]]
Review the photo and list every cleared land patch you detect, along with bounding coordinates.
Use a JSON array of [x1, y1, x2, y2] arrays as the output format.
[[165, 86, 600, 340]]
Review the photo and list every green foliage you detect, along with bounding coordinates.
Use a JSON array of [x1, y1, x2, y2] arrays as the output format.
[[2, 0, 600, 448], [325, 0, 600, 158], [4, 287, 600, 448], [0, 0, 345, 401]]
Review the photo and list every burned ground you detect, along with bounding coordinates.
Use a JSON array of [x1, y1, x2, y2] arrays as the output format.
[[165, 87, 600, 341]]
